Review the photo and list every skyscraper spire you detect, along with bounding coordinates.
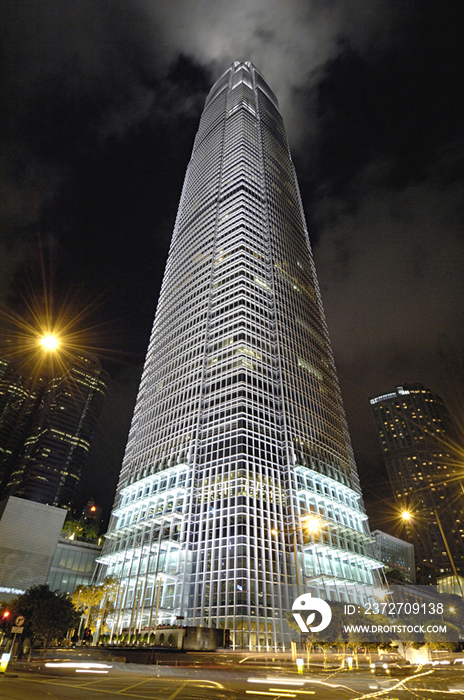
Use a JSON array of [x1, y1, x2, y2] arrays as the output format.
[[99, 62, 382, 650]]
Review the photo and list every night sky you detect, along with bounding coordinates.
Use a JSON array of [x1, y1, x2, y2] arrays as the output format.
[[1, 1, 464, 530]]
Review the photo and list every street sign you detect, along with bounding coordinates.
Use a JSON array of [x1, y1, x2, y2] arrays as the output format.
[[11, 626, 23, 634], [15, 615, 25, 627]]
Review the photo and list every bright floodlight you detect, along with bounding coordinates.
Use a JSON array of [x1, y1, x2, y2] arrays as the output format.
[[401, 510, 411, 521], [39, 334, 60, 351]]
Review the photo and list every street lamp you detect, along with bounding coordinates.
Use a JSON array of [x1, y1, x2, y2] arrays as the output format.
[[38, 334, 60, 351], [272, 515, 322, 595], [304, 515, 322, 534]]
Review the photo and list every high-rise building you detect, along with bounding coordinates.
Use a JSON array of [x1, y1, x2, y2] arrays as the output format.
[[0, 358, 45, 494], [99, 62, 382, 650], [370, 383, 464, 583], [372, 530, 415, 583], [4, 354, 107, 510]]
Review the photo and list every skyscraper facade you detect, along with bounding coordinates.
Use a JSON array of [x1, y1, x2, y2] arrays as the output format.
[[99, 62, 382, 650], [4, 354, 107, 510], [0, 358, 45, 495], [371, 384, 464, 583]]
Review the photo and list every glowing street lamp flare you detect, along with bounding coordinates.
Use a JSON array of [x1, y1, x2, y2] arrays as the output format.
[[401, 511, 412, 521], [39, 334, 60, 351], [304, 516, 322, 533]]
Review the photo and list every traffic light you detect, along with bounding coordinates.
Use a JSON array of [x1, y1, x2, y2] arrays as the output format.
[[83, 628, 91, 641], [341, 628, 349, 641], [0, 611, 10, 626]]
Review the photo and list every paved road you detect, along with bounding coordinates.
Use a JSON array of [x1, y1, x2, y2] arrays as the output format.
[[1, 651, 464, 699], [2, 665, 464, 700]]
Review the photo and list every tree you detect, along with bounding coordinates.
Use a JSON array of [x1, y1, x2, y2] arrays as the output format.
[[99, 577, 119, 633], [423, 619, 460, 652], [82, 521, 100, 541], [286, 602, 345, 666], [9, 585, 79, 651], [72, 583, 104, 631], [62, 517, 84, 539], [288, 600, 396, 667], [393, 618, 424, 658], [62, 516, 100, 543], [72, 577, 119, 642]]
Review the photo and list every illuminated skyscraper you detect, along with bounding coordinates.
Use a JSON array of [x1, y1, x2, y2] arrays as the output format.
[[99, 62, 382, 650], [4, 354, 107, 510], [371, 383, 464, 583]]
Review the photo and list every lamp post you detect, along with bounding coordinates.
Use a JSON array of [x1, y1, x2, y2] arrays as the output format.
[[272, 515, 322, 596]]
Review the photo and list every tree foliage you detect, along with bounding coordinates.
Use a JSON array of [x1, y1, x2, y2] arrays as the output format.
[[9, 585, 79, 649], [62, 517, 100, 542], [423, 619, 460, 649], [287, 600, 394, 656], [72, 576, 119, 633]]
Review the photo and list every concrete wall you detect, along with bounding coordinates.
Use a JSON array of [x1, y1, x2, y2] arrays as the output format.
[[0, 496, 67, 600], [152, 626, 223, 651]]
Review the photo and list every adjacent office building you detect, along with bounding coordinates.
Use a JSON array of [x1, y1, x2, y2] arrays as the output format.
[[0, 358, 45, 495], [371, 384, 464, 583], [99, 62, 382, 650], [47, 535, 102, 595], [0, 355, 107, 600], [0, 496, 67, 601], [372, 530, 415, 583], [2, 354, 107, 510]]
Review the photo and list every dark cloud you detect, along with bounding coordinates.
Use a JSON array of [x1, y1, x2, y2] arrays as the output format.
[[314, 160, 464, 470], [0, 1, 207, 303], [139, 0, 412, 143]]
